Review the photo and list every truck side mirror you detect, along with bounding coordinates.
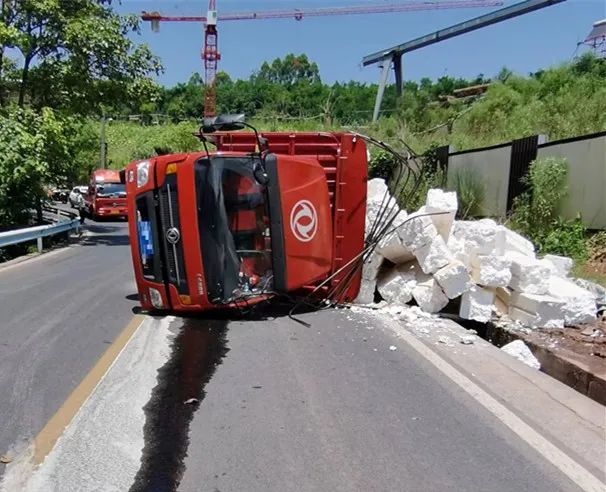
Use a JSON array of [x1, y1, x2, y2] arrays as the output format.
[[119, 169, 126, 184]]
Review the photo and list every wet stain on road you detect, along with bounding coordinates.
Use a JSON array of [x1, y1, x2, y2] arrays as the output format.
[[130, 317, 229, 492]]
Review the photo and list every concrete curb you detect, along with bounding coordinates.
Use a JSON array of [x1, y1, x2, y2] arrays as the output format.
[[486, 322, 606, 406]]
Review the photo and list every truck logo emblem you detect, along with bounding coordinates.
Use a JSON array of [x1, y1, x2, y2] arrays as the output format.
[[290, 200, 317, 242], [166, 227, 180, 244]]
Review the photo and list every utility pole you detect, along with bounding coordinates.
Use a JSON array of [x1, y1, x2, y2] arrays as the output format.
[[100, 109, 108, 169]]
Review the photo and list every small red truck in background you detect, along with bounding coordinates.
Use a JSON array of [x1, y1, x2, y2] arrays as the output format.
[[83, 169, 128, 220], [123, 116, 369, 313]]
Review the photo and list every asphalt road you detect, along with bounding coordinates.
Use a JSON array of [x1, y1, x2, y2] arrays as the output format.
[[0, 219, 137, 465], [171, 311, 580, 492], [0, 217, 595, 491]]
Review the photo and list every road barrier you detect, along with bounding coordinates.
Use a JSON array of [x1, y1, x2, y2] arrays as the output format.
[[0, 205, 81, 253]]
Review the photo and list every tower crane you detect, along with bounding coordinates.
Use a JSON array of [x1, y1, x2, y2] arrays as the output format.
[[142, 0, 504, 118]]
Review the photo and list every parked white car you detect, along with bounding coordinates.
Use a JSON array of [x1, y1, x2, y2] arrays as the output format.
[[68, 186, 88, 208]]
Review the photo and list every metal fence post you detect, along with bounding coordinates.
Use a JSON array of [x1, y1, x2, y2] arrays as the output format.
[[37, 237, 43, 253]]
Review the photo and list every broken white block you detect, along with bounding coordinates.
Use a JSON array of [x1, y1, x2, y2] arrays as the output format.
[[354, 279, 376, 305], [452, 219, 499, 255], [509, 292, 565, 328], [365, 179, 399, 237], [547, 277, 597, 325], [425, 189, 458, 241], [414, 235, 454, 274], [376, 211, 414, 264], [460, 286, 495, 322], [501, 340, 540, 370], [496, 286, 512, 304], [447, 235, 471, 271], [494, 226, 536, 257], [361, 251, 384, 281], [542, 254, 574, 278], [471, 254, 512, 287], [508, 306, 540, 328], [397, 208, 438, 252], [377, 263, 417, 304], [412, 275, 449, 314], [434, 261, 471, 299], [460, 334, 476, 345], [508, 253, 551, 295]]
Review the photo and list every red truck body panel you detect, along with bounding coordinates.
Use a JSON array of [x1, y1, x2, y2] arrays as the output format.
[[125, 132, 368, 313]]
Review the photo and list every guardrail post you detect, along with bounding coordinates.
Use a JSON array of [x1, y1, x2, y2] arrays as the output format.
[[37, 237, 43, 253]]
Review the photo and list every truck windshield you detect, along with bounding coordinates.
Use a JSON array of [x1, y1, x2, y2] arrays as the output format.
[[97, 183, 126, 197], [195, 156, 273, 304]]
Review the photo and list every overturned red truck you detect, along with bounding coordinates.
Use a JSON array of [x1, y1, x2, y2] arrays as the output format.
[[123, 115, 369, 312]]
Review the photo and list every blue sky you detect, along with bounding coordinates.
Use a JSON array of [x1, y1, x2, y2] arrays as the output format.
[[116, 1, 606, 86]]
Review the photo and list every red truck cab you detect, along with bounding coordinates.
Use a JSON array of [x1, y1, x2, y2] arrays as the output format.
[[124, 121, 368, 313], [85, 169, 128, 220]]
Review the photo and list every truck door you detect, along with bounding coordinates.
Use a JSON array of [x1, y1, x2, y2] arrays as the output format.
[[265, 154, 333, 292]]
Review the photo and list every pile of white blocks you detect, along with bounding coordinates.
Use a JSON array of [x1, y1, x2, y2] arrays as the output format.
[[356, 178, 599, 328]]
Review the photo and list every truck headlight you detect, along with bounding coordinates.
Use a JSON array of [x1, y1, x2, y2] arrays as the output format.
[[137, 161, 151, 187], [149, 287, 164, 309]]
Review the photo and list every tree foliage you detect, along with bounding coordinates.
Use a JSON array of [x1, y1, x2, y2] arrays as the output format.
[[0, 107, 96, 229], [0, 0, 162, 114]]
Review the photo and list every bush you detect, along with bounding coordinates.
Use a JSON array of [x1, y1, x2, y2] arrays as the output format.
[[368, 149, 398, 180], [104, 121, 203, 167], [450, 167, 485, 219], [399, 165, 446, 212], [509, 156, 588, 260]]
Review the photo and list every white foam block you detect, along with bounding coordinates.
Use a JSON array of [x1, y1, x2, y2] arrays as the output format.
[[414, 235, 453, 274], [459, 286, 495, 322], [434, 261, 471, 299], [354, 279, 376, 305], [361, 251, 384, 281], [365, 179, 399, 238], [377, 264, 417, 305], [507, 253, 551, 295], [510, 292, 565, 328], [471, 254, 512, 287], [412, 276, 449, 313], [397, 208, 438, 252], [547, 277, 597, 325], [447, 235, 471, 271], [453, 219, 499, 255], [376, 211, 414, 264], [501, 340, 540, 370], [494, 226, 536, 257], [542, 254, 574, 278], [426, 189, 458, 241]]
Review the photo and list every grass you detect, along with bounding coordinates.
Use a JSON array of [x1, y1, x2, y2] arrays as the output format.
[[572, 262, 606, 288]]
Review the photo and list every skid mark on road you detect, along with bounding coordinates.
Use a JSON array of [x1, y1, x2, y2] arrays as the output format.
[[130, 318, 229, 492]]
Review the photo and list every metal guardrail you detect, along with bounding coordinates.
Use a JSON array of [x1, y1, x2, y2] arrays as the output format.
[[0, 205, 81, 252]]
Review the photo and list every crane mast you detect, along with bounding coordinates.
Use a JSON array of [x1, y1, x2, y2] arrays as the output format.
[[204, 0, 220, 118]]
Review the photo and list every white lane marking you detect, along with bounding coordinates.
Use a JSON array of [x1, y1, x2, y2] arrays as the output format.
[[395, 327, 606, 492]]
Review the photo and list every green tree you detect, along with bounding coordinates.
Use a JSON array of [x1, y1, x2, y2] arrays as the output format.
[[0, 107, 97, 229], [0, 0, 162, 113], [254, 54, 320, 85]]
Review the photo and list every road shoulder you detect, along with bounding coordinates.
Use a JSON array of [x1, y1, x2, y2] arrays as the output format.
[[369, 307, 606, 486]]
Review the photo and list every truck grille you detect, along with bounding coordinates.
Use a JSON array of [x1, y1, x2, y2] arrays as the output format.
[[158, 176, 188, 294]]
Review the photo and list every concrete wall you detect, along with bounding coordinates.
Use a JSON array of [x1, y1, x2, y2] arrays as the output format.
[[537, 135, 606, 229], [447, 145, 512, 217]]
